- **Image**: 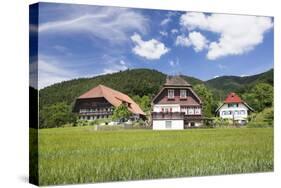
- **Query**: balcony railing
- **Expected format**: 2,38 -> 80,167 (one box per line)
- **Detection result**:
152,112 -> 203,120
79,111 -> 113,115
152,112 -> 185,120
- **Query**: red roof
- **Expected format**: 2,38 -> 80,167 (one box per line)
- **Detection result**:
224,92 -> 242,103
78,85 -> 145,115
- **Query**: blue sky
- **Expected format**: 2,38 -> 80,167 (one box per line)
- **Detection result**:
30,3 -> 274,89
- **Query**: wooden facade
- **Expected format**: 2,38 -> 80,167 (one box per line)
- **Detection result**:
73,97 -> 114,120
152,76 -> 203,129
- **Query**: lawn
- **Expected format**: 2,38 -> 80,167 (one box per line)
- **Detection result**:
36,127 -> 273,185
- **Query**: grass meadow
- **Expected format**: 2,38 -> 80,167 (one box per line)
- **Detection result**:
36,127 -> 273,185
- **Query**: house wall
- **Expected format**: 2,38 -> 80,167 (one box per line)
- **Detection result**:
153,119 -> 184,130
218,103 -> 249,120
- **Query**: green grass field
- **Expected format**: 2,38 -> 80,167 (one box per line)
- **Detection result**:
36,127 -> 273,185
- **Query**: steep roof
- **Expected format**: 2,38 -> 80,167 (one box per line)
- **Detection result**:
215,92 -> 254,112
78,85 -> 145,115
164,76 -> 191,87
152,76 -> 202,104
224,92 -> 242,103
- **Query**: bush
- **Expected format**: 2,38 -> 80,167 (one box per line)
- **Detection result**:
247,107 -> 273,128
212,117 -> 232,128
247,122 -> 267,128
39,102 -> 77,128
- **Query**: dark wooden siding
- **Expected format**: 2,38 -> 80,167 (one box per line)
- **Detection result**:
73,97 -> 113,113
153,88 -> 201,105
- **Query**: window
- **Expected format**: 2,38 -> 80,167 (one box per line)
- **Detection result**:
240,110 -> 245,115
195,108 -> 201,115
188,108 -> 194,115
181,107 -> 188,115
180,89 -> 187,99
228,103 -> 238,108
165,121 -> 172,128
168,89 -> 174,99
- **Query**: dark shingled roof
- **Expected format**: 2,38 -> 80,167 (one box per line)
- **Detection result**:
164,76 -> 191,87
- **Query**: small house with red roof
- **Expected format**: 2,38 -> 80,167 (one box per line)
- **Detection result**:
73,84 -> 145,121
216,92 -> 254,124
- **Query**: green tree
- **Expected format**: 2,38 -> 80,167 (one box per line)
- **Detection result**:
193,84 -> 214,117
243,83 -> 273,112
40,102 -> 77,128
112,104 -> 132,121
133,95 -> 151,113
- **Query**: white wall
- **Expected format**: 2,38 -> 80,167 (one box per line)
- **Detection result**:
219,103 -> 249,120
153,104 -> 180,112
153,120 -> 184,130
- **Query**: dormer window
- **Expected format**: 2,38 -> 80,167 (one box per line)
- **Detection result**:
168,89 -> 174,99
228,103 -> 238,108
180,89 -> 187,99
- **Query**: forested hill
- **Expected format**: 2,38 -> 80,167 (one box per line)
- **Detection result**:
39,69 -> 162,108
39,68 -> 273,109
205,69 -> 273,97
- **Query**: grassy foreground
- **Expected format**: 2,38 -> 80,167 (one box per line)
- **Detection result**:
37,127 -> 273,185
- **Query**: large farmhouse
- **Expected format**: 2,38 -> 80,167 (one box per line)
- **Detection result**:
216,92 -> 254,124
73,84 -> 145,120
151,76 -> 203,130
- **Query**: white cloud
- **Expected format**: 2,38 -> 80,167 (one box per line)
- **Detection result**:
131,33 -> 170,60
159,31 -> 168,36
169,58 -> 179,67
180,12 -> 273,60
171,29 -> 178,34
160,18 -> 171,26
36,56 -> 76,89
175,35 -> 191,47
161,11 -> 178,26
175,31 -> 208,52
102,60 -> 128,74
218,64 -> 226,70
119,60 -> 126,65
188,31 -> 209,52
53,45 -> 73,56
39,7 -> 148,44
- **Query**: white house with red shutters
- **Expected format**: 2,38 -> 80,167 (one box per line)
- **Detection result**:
216,92 -> 254,124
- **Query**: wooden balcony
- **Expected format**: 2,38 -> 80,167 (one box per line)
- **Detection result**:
79,111 -> 113,116
152,112 -> 203,120
152,112 -> 185,120
184,114 -> 203,120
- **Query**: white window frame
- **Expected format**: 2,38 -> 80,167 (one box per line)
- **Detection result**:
180,89 -> 187,99
168,89 -> 174,99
